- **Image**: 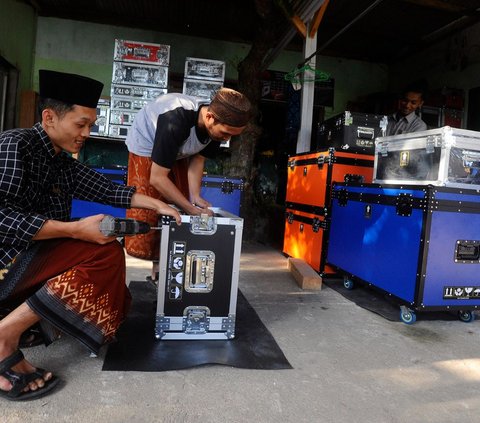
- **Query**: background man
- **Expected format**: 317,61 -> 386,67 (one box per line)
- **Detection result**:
386,80 -> 428,136
124,88 -> 252,274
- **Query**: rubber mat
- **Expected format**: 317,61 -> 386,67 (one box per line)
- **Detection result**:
323,278 -> 458,322
102,282 -> 292,371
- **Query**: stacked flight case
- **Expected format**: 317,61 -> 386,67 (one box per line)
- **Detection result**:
71,167 -> 128,219
326,126 -> 480,323
283,148 -> 374,273
155,208 -> 243,340
316,111 -> 388,154
327,182 -> 480,323
200,174 -> 244,217
373,126 -> 480,188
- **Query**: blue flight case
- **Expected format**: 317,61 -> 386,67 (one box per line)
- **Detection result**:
71,167 -> 128,219
326,182 -> 480,323
200,174 -> 244,217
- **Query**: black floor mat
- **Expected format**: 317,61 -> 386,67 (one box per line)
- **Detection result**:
102,282 -> 292,371
322,278 -> 458,322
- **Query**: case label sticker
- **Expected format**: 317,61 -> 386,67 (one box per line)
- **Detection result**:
400,151 -> 410,167
443,286 -> 480,299
167,241 -> 186,300
355,138 -> 374,148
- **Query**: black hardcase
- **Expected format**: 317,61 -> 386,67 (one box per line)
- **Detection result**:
316,111 -> 387,154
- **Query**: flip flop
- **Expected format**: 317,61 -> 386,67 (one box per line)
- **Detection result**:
0,350 -> 59,401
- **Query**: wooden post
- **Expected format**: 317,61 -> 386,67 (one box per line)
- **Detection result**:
19,90 -> 38,128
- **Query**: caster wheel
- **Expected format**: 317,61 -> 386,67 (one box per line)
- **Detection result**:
343,278 -> 354,290
400,309 -> 416,325
458,310 -> 475,323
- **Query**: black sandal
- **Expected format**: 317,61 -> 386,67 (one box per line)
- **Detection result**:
0,350 -> 59,401
19,325 -> 45,348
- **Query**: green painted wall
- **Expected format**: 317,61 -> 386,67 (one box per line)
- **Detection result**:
4,7 -> 480,126
34,17 -> 253,98
34,17 -> 389,118
0,0 -> 36,110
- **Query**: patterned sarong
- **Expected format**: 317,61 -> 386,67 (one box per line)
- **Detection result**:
0,239 -> 131,354
125,153 -> 189,261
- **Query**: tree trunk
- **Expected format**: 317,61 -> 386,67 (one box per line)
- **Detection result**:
223,0 -> 288,241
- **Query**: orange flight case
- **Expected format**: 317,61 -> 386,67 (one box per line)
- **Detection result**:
283,148 -> 374,273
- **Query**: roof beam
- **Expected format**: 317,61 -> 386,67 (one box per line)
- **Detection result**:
399,0 -> 474,14
309,0 -> 330,38
262,0 -> 326,68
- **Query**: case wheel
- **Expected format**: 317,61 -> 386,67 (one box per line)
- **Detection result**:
343,277 -> 355,290
399,306 -> 416,325
458,310 -> 475,323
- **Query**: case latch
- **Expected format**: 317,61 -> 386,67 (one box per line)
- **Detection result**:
380,142 -> 389,157
312,217 -> 328,232
344,110 -> 353,126
286,211 -> 294,224
344,174 -> 364,183
396,193 -> 413,216
221,180 -> 235,194
190,214 -> 217,235
312,217 -> 321,233
379,115 -> 388,136
317,155 -> 326,168
337,188 -> 348,207
426,135 -> 436,154
183,306 -> 210,334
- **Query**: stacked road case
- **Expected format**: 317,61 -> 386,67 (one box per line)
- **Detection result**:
283,148 -> 374,273
326,126 -> 480,323
182,57 -> 225,101
200,174 -> 244,217
155,209 -> 243,340
374,126 -> 480,188
71,167 -> 128,219
327,182 -> 480,323
317,111 -> 388,154
110,39 -> 170,138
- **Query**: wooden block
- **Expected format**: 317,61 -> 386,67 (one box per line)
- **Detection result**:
287,257 -> 322,290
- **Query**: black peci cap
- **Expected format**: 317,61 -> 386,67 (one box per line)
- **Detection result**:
39,70 -> 104,108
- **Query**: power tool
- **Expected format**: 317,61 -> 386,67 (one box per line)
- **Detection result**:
99,215 -> 161,237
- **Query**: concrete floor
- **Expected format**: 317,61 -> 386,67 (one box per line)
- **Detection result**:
4,241 -> 480,423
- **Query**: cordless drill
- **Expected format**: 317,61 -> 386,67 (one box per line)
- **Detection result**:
99,215 -> 160,237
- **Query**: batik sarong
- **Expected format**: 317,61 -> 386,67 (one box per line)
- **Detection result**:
125,153 -> 189,261
0,239 -> 131,354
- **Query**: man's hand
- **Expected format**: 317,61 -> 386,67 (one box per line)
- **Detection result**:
190,195 -> 211,209
190,204 -> 214,217
73,214 -> 118,244
130,193 -> 182,225
154,201 -> 182,225
33,214 -> 117,244
190,196 -> 213,216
